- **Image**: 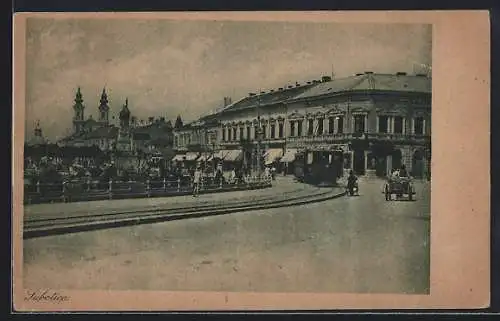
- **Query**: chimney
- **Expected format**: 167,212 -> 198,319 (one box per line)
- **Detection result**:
396,72 -> 407,76
321,76 -> 332,82
295,82 -> 301,87
223,96 -> 232,106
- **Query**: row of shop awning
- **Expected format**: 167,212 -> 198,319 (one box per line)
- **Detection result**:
172,152 -> 199,162
170,149 -> 302,164
171,150 -> 244,162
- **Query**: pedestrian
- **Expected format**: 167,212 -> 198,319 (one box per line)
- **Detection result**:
193,166 -> 202,197
229,167 -> 237,184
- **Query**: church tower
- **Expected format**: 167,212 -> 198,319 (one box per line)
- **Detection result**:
72,87 -> 85,134
28,120 -> 47,145
98,87 -> 110,126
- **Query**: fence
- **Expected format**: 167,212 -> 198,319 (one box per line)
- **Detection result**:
24,175 -> 273,205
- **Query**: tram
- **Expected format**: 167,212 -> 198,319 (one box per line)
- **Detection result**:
294,148 -> 345,186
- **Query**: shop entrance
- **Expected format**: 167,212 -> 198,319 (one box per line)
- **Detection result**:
353,150 -> 365,175
412,149 -> 425,178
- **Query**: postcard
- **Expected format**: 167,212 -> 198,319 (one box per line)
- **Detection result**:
12,11 -> 490,311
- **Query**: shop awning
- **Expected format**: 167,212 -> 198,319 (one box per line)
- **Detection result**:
280,149 -> 298,163
172,154 -> 185,161
224,150 -> 243,162
184,152 -> 200,161
198,154 -> 214,162
264,148 -> 283,165
213,150 -> 231,159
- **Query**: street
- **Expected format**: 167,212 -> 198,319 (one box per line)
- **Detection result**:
23,178 -> 430,294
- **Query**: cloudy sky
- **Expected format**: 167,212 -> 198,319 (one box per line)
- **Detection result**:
24,18 -> 431,141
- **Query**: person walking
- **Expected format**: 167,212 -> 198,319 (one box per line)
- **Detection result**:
193,166 -> 202,197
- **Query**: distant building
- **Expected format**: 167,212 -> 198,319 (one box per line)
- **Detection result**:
26,120 -> 47,147
58,87 -> 174,156
174,72 -> 431,178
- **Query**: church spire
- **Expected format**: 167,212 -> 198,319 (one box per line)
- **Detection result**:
73,86 -> 85,133
34,120 -> 42,137
100,87 -> 108,106
98,86 -> 110,125
75,87 -> 83,104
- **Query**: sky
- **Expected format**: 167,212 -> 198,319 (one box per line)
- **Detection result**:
24,18 -> 431,142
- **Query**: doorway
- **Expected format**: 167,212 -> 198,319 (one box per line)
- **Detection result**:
353,150 -> 365,175
412,149 -> 424,178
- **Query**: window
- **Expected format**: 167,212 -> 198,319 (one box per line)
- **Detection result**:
232,127 -> 237,141
378,116 -> 389,133
308,119 -> 314,135
354,115 -> 365,133
394,116 -> 404,134
278,123 -> 284,138
246,126 -> 251,139
290,121 -> 296,137
328,117 -> 334,134
297,120 -> 303,136
317,119 -> 324,136
337,116 -> 344,133
222,128 -> 226,141
270,124 -> 276,138
414,117 -> 424,135
239,127 -> 244,140
262,125 -> 267,139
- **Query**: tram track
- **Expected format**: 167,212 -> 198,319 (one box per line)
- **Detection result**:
23,188 -> 346,239
24,186 -> 308,224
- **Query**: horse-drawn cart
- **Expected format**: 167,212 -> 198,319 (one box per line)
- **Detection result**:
384,176 -> 415,201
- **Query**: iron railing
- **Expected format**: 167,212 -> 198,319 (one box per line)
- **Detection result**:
24,175 -> 273,205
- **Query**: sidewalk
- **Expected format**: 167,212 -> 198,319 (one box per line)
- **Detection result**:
24,176 -> 318,219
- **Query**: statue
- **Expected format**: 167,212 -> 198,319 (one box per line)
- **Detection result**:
119,98 -> 130,129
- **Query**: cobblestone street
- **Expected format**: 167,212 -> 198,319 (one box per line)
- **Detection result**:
23,178 -> 430,294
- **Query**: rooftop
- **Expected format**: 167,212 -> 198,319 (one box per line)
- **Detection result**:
85,126 -> 119,139
293,73 -> 431,100
212,72 -> 431,116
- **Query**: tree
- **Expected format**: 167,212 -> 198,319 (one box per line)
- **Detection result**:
174,115 -> 183,129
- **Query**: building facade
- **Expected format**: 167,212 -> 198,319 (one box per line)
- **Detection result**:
175,72 -> 431,178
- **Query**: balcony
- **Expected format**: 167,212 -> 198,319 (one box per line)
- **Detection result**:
220,137 -> 286,147
218,132 -> 429,148
287,132 -> 429,145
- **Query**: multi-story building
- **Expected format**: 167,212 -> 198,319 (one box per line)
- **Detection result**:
175,72 -> 431,178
